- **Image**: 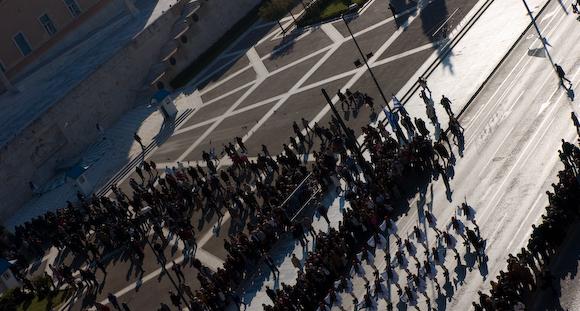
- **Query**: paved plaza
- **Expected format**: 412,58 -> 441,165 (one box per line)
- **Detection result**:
43,0 -> 483,308
16,0 -> 580,309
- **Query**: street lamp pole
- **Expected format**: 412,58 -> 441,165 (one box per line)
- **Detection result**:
322,88 -> 374,178
522,0 -> 555,67
142,229 -> 192,310
341,14 -> 407,143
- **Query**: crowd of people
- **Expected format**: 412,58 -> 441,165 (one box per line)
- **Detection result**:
2,120 -> 323,310
0,78 -> 470,311
262,110 -> 470,310
473,133 -> 580,310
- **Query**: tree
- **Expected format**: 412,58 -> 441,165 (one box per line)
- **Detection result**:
259,0 -> 294,34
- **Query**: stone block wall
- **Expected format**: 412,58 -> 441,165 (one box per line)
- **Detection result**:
0,0 -> 262,221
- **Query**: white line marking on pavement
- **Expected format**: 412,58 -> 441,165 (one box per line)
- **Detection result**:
480,65 -> 580,222
174,95 -> 283,136
200,81 -> 255,106
267,46 -> 333,76
373,42 -> 437,66
477,124 -> 516,178
464,0 -> 567,136
247,47 -> 269,78
176,79 -> 266,162
321,23 -> 344,43
199,65 -> 254,96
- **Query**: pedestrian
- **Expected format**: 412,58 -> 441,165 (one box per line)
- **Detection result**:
440,95 -> 454,116
235,136 -> 247,153
153,242 -> 166,265
317,203 -> 331,224
264,254 -> 279,277
133,132 -> 145,150
301,117 -> 312,133
92,258 -> 107,276
266,285 -> 277,302
571,112 -> 580,134
143,161 -> 154,179
401,114 -> 415,138
180,283 -> 194,300
172,261 -> 185,283
418,77 -> 431,94
426,103 -> 438,125
107,293 -> 120,310
555,63 -> 571,86
434,162 -> 450,192
414,117 -> 430,137
158,303 -> 171,311
291,253 -> 302,270
169,291 -> 182,309
135,166 -> 144,183
389,2 -> 397,16
121,303 -> 131,311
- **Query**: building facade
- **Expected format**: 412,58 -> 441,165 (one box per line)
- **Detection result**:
0,0 -> 108,79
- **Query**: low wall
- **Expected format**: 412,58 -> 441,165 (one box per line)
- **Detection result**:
0,0 -> 262,221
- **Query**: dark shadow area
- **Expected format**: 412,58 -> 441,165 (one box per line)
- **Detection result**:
390,0 -> 420,27
528,47 -> 547,58
419,0 -> 454,73
269,27 -> 317,61
531,225 -> 580,311
171,3 -> 263,90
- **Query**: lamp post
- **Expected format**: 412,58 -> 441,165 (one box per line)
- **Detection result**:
141,227 -> 192,310
321,88 -> 374,179
341,14 -> 407,143
521,0 -> 555,68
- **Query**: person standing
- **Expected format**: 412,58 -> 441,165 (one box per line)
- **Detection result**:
440,95 -> 454,117
133,133 -> 145,150
169,291 -> 182,309
107,293 -> 120,310
317,203 -> 331,225
172,261 -> 185,283
555,63 -> 571,86
235,136 -> 247,153
291,253 -> 302,271
414,117 -> 430,137
418,77 -> 431,94
572,112 -> 580,135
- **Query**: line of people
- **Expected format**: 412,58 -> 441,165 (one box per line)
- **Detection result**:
473,136 -> 580,310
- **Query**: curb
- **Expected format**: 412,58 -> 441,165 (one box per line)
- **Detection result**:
454,0 -> 552,120
399,0 -> 498,103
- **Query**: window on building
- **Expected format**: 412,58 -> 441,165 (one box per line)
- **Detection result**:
13,33 -> 32,56
64,0 -> 82,17
39,14 -> 57,36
